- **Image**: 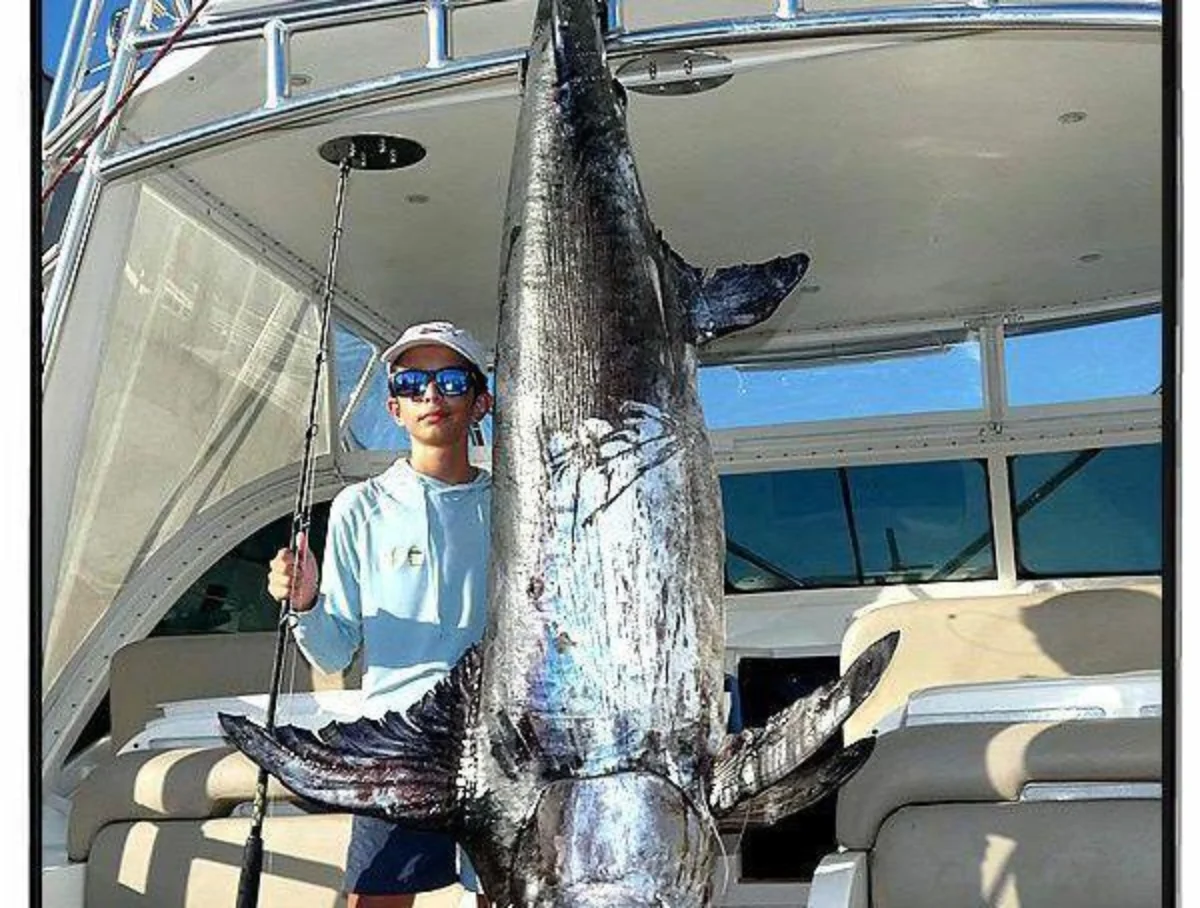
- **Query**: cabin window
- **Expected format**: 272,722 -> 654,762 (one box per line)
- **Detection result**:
1010,443 -> 1162,577
151,505 -> 332,636
735,656 -> 841,881
1004,309 -> 1162,406
64,509 -> 336,761
698,331 -> 983,429
334,322 -> 376,418
721,459 -> 995,591
65,509 -> 336,760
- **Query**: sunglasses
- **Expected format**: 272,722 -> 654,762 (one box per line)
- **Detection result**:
388,366 -> 480,399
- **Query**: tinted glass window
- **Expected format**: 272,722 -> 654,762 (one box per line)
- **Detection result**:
723,469 -> 849,590
698,334 -> 983,430
721,459 -> 994,591
334,321 -> 375,416
1005,311 -> 1162,406
152,504 -> 332,636
1010,444 -> 1162,577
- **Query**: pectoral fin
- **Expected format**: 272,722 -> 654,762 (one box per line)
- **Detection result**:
715,737 -> 876,828
709,631 -> 898,821
219,645 -> 482,829
663,241 -> 810,345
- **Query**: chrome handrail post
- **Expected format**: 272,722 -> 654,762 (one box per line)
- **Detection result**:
42,0 -> 154,374
264,18 -> 292,108
94,5 -> 1162,186
776,0 -> 803,17
42,0 -> 106,140
426,0 -> 454,68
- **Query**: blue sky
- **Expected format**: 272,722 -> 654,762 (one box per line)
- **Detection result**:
42,0 -> 74,75
41,0 -> 124,77
336,313 -> 1162,450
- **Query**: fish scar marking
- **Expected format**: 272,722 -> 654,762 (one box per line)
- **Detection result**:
648,253 -> 668,334
547,402 -> 684,530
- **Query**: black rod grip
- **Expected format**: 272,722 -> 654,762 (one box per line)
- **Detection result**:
235,827 -> 265,908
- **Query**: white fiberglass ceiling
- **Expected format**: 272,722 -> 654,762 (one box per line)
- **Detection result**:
116,8 -> 1162,358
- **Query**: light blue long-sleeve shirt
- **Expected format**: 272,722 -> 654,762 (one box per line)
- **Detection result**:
292,459 -> 491,717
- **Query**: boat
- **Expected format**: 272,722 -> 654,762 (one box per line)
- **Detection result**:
40,1 -> 1166,905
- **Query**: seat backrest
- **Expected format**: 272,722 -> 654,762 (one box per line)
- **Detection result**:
840,583 -> 1161,741
836,716 -> 1161,850
834,717 -> 1162,908
109,633 -> 362,749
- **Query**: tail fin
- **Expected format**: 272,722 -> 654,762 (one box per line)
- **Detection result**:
220,645 -> 482,829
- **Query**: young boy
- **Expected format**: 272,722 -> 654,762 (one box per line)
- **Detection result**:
268,321 -> 493,907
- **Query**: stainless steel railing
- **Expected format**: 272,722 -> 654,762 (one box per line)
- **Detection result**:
41,0 -> 1161,372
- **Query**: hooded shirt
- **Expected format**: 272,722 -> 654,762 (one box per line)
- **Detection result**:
292,459 -> 491,717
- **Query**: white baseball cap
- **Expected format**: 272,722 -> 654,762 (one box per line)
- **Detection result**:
380,320 -> 489,374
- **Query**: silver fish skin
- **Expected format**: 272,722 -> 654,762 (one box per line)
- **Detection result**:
475,2 -> 802,903
220,1 -> 899,905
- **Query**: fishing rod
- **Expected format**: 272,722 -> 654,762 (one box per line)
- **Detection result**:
234,132 -> 427,908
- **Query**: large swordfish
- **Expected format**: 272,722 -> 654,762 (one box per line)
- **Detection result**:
222,1 -> 897,905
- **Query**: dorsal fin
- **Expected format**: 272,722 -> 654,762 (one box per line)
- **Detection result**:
220,645 -> 482,829
663,240 -> 810,346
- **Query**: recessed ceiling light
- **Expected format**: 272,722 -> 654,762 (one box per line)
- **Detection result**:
1058,110 -> 1087,125
290,73 -> 313,88
1079,252 -> 1103,263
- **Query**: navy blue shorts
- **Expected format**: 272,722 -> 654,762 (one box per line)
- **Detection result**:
344,815 -> 480,895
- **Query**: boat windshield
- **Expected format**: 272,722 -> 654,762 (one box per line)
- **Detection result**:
43,184 -> 330,691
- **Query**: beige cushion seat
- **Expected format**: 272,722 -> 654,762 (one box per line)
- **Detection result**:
840,584 -> 1162,742
86,813 -> 354,907
867,799 -> 1160,908
824,718 -> 1163,908
810,583 -> 1164,908
837,716 -> 1161,850
67,634 -> 403,907
69,746 -> 295,862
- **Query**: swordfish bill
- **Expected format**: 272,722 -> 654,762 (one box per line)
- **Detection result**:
221,1 -> 898,905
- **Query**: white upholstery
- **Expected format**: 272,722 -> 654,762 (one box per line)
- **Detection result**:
840,584 -> 1161,742
835,717 -> 1161,849
109,633 -> 362,749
